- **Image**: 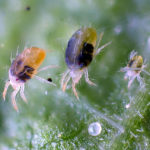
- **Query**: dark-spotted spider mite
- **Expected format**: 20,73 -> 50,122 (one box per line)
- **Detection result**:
3,47 -> 56,112
121,50 -> 150,88
61,27 -> 111,99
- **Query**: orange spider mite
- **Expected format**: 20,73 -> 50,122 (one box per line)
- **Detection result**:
3,47 -> 55,112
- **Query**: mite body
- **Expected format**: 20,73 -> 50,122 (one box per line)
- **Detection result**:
3,47 -> 55,111
10,47 -> 45,82
61,27 -> 111,99
121,51 -> 146,88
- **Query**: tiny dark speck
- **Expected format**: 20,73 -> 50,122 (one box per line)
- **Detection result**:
47,78 -> 52,82
129,60 -> 134,67
26,6 -> 31,11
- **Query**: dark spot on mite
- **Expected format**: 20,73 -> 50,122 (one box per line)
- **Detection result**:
47,78 -> 52,82
18,65 -> 34,82
19,74 -> 31,81
26,6 -> 31,11
78,42 -> 94,68
83,42 -> 94,53
128,60 -> 134,67
24,66 -> 34,73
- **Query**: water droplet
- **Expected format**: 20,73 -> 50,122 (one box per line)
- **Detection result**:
114,25 -> 122,34
125,103 -> 130,109
45,91 -> 48,95
88,122 -> 102,136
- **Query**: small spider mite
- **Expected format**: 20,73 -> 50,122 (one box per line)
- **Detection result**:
3,47 -> 56,112
61,27 -> 111,99
121,50 -> 150,88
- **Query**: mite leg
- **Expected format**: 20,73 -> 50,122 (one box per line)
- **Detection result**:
38,65 -> 59,73
137,75 -> 145,88
95,32 -> 104,50
35,75 -> 56,86
20,84 -> 27,103
61,69 -> 70,90
3,80 -> 10,100
62,75 -> 71,92
11,87 -> 20,112
128,75 -> 136,88
84,69 -> 96,86
72,82 -> 79,100
120,67 -> 129,72
129,50 -> 137,59
121,67 -> 141,72
94,41 -> 112,56
124,72 -> 129,80
142,69 -> 150,76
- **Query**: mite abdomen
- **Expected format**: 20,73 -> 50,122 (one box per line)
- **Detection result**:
65,27 -> 97,69
10,47 -> 46,82
128,55 -> 143,73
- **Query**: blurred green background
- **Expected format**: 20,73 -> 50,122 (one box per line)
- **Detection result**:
0,0 -> 150,149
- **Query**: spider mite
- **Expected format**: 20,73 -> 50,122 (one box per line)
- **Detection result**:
61,27 -> 111,99
3,47 -> 56,111
121,50 -> 150,88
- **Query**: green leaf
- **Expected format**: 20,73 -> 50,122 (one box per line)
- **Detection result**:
0,0 -> 150,149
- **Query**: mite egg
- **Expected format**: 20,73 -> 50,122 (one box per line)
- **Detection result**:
61,27 -> 111,99
3,47 -> 56,111
88,122 -> 102,136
